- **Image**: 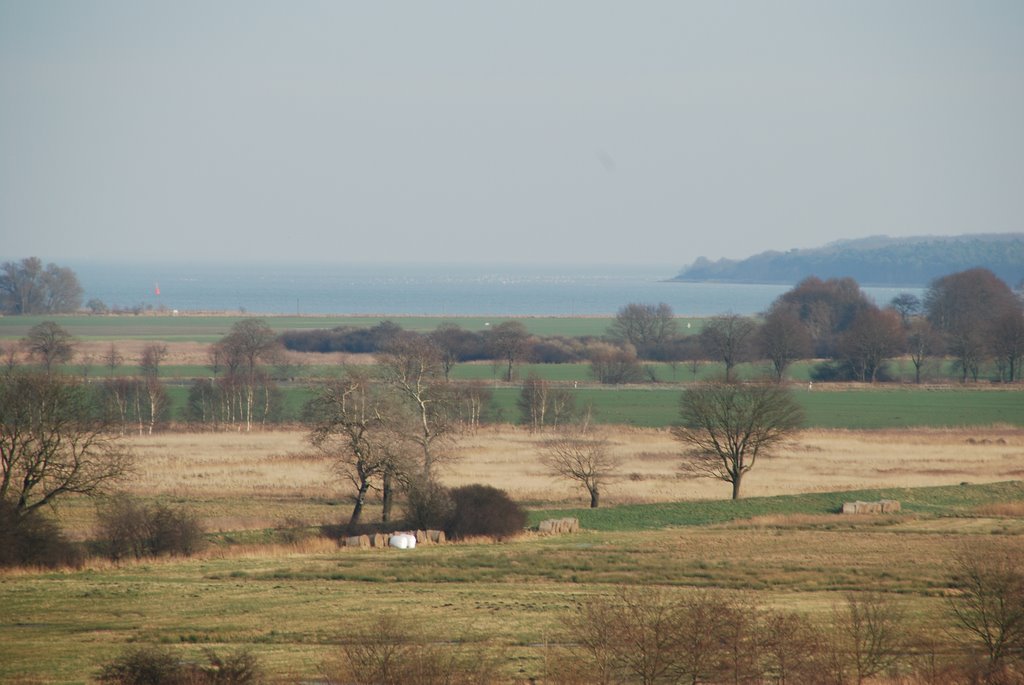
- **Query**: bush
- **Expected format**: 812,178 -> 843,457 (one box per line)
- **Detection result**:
323,613 -> 498,685
0,500 -> 83,568
97,646 -> 261,685
96,498 -> 205,560
96,646 -> 185,684
446,484 -> 526,540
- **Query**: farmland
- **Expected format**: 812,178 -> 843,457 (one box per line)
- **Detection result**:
3,424 -> 1024,682
2,314 -> 1024,683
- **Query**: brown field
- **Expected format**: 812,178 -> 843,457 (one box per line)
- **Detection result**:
55,425 -> 1024,538
6,423 -> 1024,684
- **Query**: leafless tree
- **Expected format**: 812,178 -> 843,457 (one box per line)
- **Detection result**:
700,314 -> 757,382
540,430 -> 620,508
101,344 -> 123,376
454,380 -> 492,432
429,322 -> 483,381
305,371 -> 411,527
836,307 -> 905,383
673,381 -> 803,499
926,268 -> 1019,382
1,372 -> 132,518
379,333 -> 454,480
889,292 -> 922,325
518,375 -> 550,431
216,318 -> 281,431
988,306 -> 1024,383
772,276 -> 874,357
608,302 -> 678,356
833,592 -> 907,684
757,308 -> 813,381
948,543 -> 1024,678
519,375 -> 574,431
24,321 -> 76,375
486,320 -> 530,382
906,318 -> 944,384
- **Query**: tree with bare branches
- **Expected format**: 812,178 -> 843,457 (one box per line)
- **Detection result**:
1,372 -> 132,518
700,314 -> 756,382
949,543 -> 1024,678
608,302 -> 678,357
540,430 -> 620,508
304,371 -> 412,527
24,321 -> 75,375
673,381 -> 803,499
379,333 -> 454,481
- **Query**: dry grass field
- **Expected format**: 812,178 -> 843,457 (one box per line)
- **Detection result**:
6,424 -> 1024,684
56,425 -> 1022,538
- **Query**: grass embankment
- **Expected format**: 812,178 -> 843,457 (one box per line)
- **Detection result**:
528,480 -> 1024,530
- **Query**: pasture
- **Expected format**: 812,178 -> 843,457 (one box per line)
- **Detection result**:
3,313 -> 1024,682
2,425 -> 1024,682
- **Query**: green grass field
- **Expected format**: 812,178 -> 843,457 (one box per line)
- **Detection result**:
0,313 -> 639,341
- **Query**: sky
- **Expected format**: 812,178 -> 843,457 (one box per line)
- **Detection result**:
1,1 -> 1022,267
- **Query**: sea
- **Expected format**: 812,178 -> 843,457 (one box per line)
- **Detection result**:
69,261 -> 924,318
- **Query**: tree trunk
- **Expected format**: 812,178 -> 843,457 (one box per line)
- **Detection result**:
731,475 -> 742,500
589,487 -> 599,508
381,471 -> 394,523
349,481 -> 370,527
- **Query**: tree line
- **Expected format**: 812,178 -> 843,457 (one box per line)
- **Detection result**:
280,266 -> 1024,385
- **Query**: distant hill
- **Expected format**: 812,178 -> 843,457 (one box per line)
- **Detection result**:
672,234 -> 1024,287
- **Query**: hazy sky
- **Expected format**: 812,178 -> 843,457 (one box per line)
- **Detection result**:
1,2 -> 1022,266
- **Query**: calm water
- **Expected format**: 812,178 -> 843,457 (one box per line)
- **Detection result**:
70,262 -> 922,317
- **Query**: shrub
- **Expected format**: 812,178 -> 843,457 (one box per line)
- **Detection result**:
0,500 -> 83,568
446,484 -> 526,540
96,498 -> 204,560
97,646 -> 262,685
323,613 -> 498,685
96,645 -> 184,684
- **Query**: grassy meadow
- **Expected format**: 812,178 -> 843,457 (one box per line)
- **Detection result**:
3,425 -> 1024,682
3,314 -> 1024,682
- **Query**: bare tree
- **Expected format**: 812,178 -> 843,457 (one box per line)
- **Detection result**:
540,430 -> 620,508
608,302 -> 677,356
906,318 -> 943,384
949,543 -> 1024,677
1,373 -> 132,518
836,307 -> 905,383
138,344 -> 169,435
673,381 -> 803,499
217,319 -> 281,431
429,322 -> 483,381
757,308 -> 813,381
24,321 -> 76,375
833,592 -> 907,684
102,343 -> 124,377
772,276 -> 874,357
486,320 -> 530,382
889,292 -> 921,325
926,268 -> 1019,382
518,375 -> 550,431
379,333 -> 454,480
700,314 -> 756,382
988,306 -> 1024,383
304,371 -> 410,527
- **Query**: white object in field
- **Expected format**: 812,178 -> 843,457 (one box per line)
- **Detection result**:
388,533 -> 417,549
